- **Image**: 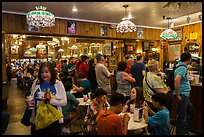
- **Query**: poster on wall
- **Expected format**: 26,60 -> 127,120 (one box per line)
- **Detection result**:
101,26 -> 108,36
103,43 -> 111,56
137,27 -> 144,39
168,44 -> 181,61
67,21 -> 77,34
28,25 -> 39,32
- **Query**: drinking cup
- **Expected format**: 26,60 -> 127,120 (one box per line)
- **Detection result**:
26,96 -> 34,109
83,95 -> 88,102
130,104 -> 135,113
38,92 -> 45,100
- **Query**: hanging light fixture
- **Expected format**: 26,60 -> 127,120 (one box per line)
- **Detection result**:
27,5 -> 55,27
58,48 -> 64,53
116,5 -> 137,33
160,17 -> 178,40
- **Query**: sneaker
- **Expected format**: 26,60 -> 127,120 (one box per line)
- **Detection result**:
62,127 -> 71,134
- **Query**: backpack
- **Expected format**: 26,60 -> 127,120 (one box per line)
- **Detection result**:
166,65 -> 187,91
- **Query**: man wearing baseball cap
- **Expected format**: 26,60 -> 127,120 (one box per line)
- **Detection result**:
95,53 -> 114,95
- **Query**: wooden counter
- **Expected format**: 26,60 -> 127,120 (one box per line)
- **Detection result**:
189,83 -> 202,134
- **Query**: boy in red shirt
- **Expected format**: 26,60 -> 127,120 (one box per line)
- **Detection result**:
96,93 -> 130,135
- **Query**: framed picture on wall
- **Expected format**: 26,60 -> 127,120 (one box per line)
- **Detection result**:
103,43 -> 111,56
168,44 -> 181,61
11,46 -> 19,55
109,56 -> 117,67
92,47 -> 99,57
24,47 -> 36,57
28,25 -> 39,32
84,47 -> 88,55
67,21 -> 77,34
101,26 -> 108,36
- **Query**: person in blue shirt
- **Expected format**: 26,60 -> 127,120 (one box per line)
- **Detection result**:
173,52 -> 194,135
73,72 -> 92,98
143,93 -> 170,135
61,60 -> 68,77
130,55 -> 146,101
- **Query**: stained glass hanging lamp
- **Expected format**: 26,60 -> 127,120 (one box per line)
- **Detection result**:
27,4 -> 55,27
116,5 -> 137,33
160,17 -> 178,40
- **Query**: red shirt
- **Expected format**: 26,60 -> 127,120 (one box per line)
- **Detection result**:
79,63 -> 89,78
125,64 -> 131,74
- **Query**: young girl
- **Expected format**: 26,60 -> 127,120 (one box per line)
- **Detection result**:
122,87 -> 142,113
27,62 -> 67,135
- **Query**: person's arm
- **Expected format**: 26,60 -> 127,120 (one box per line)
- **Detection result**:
155,87 -> 170,94
143,105 -> 149,124
174,75 -> 182,101
122,105 -> 128,113
122,113 -> 130,135
122,72 -> 136,83
73,84 -> 85,92
49,81 -> 67,106
69,93 -> 80,106
142,70 -> 146,76
102,66 -> 112,78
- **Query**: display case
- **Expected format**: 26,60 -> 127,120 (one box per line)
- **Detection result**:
184,42 -> 200,57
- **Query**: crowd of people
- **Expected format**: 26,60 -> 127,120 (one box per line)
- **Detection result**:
4,51 -> 201,135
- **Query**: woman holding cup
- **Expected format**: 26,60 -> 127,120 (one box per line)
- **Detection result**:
26,62 -> 67,135
122,87 -> 141,113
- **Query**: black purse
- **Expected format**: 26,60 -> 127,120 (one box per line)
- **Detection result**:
20,107 -> 32,126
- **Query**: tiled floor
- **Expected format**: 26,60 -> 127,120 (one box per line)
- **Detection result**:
3,78 -> 31,135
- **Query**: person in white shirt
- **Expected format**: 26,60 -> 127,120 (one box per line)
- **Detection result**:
95,53 -> 114,95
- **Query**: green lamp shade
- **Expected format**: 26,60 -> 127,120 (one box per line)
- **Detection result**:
160,29 -> 178,40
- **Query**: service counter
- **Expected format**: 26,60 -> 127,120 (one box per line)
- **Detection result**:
189,82 -> 202,134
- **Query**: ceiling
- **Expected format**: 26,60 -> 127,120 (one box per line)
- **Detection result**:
2,2 -> 202,29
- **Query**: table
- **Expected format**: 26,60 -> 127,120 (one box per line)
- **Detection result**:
126,113 -> 148,131
77,98 -> 91,106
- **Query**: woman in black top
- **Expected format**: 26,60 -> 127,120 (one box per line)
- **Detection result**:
88,59 -> 98,93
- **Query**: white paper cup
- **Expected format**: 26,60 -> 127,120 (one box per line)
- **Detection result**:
38,92 -> 45,99
83,95 -> 88,102
88,92 -> 91,99
26,96 -> 34,109
194,75 -> 199,84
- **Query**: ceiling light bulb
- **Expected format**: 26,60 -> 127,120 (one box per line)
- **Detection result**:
72,8 -> 78,12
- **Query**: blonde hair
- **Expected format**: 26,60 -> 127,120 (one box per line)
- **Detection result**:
147,59 -> 158,72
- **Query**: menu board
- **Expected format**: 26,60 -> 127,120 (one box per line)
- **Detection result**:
168,44 -> 181,61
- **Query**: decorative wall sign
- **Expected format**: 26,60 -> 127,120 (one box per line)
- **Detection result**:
101,26 -> 108,36
28,25 -> 39,32
67,21 -> 77,34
